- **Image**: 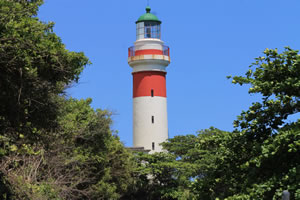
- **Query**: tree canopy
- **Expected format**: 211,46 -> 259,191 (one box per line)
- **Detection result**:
0,0 -> 89,141
0,1 -> 134,199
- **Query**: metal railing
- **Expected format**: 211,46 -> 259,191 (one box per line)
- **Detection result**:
128,45 -> 170,57
163,45 -> 170,57
128,46 -> 135,57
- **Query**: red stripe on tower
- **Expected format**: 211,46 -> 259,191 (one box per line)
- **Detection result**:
133,71 -> 166,98
135,49 -> 163,56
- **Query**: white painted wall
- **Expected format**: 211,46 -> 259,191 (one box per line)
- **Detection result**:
133,96 -> 168,153
134,38 -> 164,50
129,58 -> 169,73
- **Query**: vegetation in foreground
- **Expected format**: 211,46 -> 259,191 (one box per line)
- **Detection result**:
0,0 -> 299,199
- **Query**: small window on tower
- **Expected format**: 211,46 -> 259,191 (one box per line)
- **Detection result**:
152,142 -> 155,150
152,116 -> 154,124
151,89 -> 154,97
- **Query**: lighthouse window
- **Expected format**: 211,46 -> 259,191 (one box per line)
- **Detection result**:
144,22 -> 161,39
152,142 -> 155,150
145,26 -> 151,38
136,22 -> 145,40
152,116 -> 154,124
151,89 -> 154,97
136,21 -> 161,40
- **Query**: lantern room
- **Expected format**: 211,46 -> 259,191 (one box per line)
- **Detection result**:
136,7 -> 161,40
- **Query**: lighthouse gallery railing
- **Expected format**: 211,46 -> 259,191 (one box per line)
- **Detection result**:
128,45 -> 170,57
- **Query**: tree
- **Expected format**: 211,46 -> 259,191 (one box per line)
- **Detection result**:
164,128 -> 237,200
230,47 -> 300,140
123,151 -> 197,200
0,0 -> 89,144
187,48 -> 300,199
1,98 -> 136,200
0,1 -> 136,199
223,47 -> 300,199
56,98 -> 135,200
0,0 -> 89,198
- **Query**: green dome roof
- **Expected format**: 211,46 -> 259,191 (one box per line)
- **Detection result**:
136,7 -> 161,24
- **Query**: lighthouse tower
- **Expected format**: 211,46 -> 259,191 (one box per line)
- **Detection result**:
128,7 -> 170,153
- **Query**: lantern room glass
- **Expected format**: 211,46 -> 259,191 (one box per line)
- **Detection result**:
136,21 -> 161,40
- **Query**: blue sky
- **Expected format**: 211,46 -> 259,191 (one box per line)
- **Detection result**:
38,0 -> 300,147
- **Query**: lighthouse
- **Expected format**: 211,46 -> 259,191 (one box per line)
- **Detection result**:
128,7 -> 170,153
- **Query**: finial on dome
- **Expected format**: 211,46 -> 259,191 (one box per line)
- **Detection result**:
146,6 -> 151,13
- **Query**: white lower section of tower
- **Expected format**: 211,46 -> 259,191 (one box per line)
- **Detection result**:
133,96 -> 168,153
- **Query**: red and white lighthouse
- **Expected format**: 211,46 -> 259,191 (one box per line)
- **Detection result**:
128,7 -> 170,153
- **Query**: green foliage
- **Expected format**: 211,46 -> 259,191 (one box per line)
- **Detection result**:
144,126 -> 299,200
0,1 -> 134,199
0,0 -> 90,142
224,48 -> 300,199
229,47 -> 300,140
189,48 -> 300,199
1,97 -> 135,200
124,152 -> 197,200
53,98 -> 135,199
166,128 -> 239,199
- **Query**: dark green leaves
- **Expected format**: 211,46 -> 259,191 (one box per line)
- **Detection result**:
0,0 -> 90,139
230,47 -> 300,138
